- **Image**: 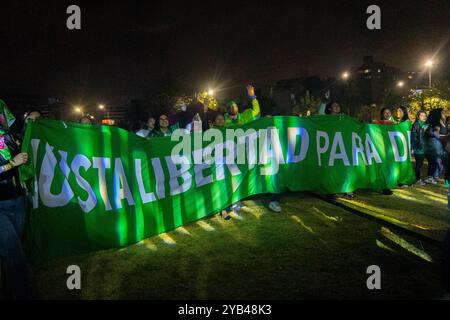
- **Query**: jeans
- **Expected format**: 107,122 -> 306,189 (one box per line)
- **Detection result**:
414,154 -> 436,180
434,157 -> 443,179
0,196 -> 28,299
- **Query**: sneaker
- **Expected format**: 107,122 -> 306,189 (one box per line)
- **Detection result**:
425,177 -> 437,185
414,179 -> 426,186
268,201 -> 282,213
231,201 -> 243,212
382,189 -> 393,195
219,210 -> 231,220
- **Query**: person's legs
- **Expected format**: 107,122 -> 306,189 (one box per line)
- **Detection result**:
414,154 -> 425,181
426,155 -> 437,182
434,157 -> 443,179
11,196 -> 26,238
0,197 -> 28,299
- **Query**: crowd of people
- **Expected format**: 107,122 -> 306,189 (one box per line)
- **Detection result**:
1,85 -> 450,299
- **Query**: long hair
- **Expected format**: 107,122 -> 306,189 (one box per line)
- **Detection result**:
395,106 -> 409,122
325,101 -> 339,115
379,107 -> 392,120
427,108 -> 443,127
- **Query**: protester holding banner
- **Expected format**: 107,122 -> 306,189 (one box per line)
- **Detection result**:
227,85 -> 283,212
373,108 -> 397,125
24,110 -> 42,124
395,106 -> 409,123
146,117 -> 156,135
211,113 -> 225,128
323,99 -> 356,199
79,115 -> 93,125
133,121 -> 151,138
324,101 -> 342,115
152,114 -> 177,137
0,100 -> 30,299
224,85 -> 260,126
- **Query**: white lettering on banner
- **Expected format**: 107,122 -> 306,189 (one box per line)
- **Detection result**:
71,154 -> 97,213
351,133 -> 368,166
92,157 -> 112,211
31,126 -> 411,212
316,131 -> 330,167
39,144 -> 74,207
365,134 -> 382,165
260,127 -> 285,176
135,159 -> 157,204
329,132 -> 350,166
388,132 -> 408,162
287,127 -> 309,164
165,155 -> 192,196
113,158 -> 135,208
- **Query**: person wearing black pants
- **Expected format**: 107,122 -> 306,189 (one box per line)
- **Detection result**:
0,100 -> 30,299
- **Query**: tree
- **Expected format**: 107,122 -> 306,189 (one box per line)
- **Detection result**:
407,87 -> 450,116
296,90 -> 322,115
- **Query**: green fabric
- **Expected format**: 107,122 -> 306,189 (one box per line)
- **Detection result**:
151,123 -> 179,138
224,98 -> 260,126
0,99 -> 16,130
20,116 -> 414,259
0,100 -> 15,161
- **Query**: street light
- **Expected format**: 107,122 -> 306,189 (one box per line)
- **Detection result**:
341,71 -> 349,80
207,89 -> 214,96
397,81 -> 404,88
424,59 -> 433,87
98,104 -> 105,110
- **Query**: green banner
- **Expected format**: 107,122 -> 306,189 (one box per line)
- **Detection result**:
20,115 -> 414,258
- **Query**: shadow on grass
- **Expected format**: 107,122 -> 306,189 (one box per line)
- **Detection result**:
30,192 -> 445,300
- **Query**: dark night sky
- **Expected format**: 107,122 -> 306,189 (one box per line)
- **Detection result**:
0,0 -> 449,104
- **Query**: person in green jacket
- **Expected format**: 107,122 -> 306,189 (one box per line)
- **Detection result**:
224,85 -> 260,127
223,85 -> 282,213
151,114 -> 179,138
411,110 -> 431,185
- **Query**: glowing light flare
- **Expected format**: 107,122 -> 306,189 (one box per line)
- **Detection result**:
291,215 -> 315,234
175,226 -> 191,236
159,233 -> 177,245
341,71 -> 350,80
380,227 -> 433,262
196,221 -> 216,232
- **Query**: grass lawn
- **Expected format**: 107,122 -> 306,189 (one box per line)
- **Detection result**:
29,192 -> 446,299
337,182 -> 450,242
